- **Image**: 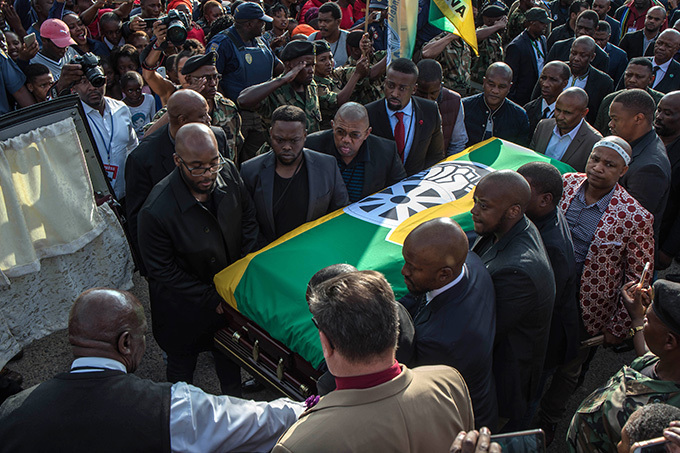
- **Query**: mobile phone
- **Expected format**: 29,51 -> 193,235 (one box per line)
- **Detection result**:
631,436 -> 670,453
490,429 -> 546,453
638,262 -> 651,289
23,33 -> 36,47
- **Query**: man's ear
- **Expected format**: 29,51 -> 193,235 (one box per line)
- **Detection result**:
118,331 -> 132,355
173,152 -> 182,168
539,192 -> 553,209
319,331 -> 334,359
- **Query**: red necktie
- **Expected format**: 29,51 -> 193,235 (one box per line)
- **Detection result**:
394,111 -> 405,162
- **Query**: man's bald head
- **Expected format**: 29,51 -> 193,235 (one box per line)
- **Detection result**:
559,86 -> 589,109
175,123 -> 218,159
167,89 -> 210,129
572,35 -> 597,54
401,218 -> 469,294
471,170 -> 532,238
485,62 -> 513,83
69,288 -> 146,372
334,102 -> 369,127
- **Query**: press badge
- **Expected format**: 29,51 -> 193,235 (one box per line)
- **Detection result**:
103,164 -> 119,182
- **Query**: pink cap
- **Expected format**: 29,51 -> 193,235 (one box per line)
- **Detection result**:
40,19 -> 77,48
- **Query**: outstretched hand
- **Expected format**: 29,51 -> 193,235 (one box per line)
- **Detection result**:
450,428 -> 502,453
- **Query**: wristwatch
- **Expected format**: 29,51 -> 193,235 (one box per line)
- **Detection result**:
629,325 -> 644,337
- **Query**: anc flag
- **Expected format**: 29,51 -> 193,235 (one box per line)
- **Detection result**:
214,139 -> 574,368
429,0 -> 478,55
387,0 -> 418,60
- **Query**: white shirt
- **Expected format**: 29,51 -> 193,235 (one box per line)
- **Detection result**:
126,93 -> 157,138
447,99 -> 468,156
568,72 -> 589,89
541,98 -> 556,119
426,266 -> 465,304
30,47 -> 79,81
69,357 -> 305,453
81,97 -> 138,199
530,38 -> 545,74
652,57 -> 672,88
386,98 -> 416,162
308,30 -> 349,67
545,118 -> 583,160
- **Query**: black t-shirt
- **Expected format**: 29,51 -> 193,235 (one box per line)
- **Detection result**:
273,160 -> 309,238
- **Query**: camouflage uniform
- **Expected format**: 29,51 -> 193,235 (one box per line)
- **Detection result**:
567,353 -> 680,453
431,34 -> 471,96
141,92 -> 242,162
506,8 -> 527,44
314,74 -> 340,130
333,50 -> 386,105
471,32 -> 504,85
260,80 -> 334,133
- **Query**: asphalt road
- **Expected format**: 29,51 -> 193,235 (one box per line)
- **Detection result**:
9,264 -> 672,452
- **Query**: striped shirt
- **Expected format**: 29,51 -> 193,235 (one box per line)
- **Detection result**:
564,181 -> 615,274
338,160 -> 365,202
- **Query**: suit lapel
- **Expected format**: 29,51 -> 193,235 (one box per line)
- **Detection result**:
305,149 -> 320,221
376,101 -> 394,139
409,99 -> 423,158
262,153 -> 276,232
562,122 -> 585,163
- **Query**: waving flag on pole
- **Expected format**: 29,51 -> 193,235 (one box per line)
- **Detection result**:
429,0 -> 478,55
214,139 -> 574,368
387,0 -> 418,60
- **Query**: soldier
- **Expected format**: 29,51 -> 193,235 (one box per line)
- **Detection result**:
333,30 -> 387,105
471,4 -> 507,87
506,0 -> 535,44
418,32 -> 472,96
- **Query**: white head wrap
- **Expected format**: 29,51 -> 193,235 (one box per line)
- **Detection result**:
593,139 -> 631,166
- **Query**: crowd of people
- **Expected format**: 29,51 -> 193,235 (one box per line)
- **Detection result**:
1,0 -> 680,450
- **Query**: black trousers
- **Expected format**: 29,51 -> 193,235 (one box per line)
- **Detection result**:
166,347 -> 242,398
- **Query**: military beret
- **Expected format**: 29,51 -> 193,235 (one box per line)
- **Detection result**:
314,40 -> 332,55
181,51 -> 217,75
280,40 -> 315,61
481,4 -> 507,17
347,30 -> 364,48
652,279 -> 680,336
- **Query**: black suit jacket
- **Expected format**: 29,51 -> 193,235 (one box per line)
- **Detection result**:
305,130 -> 406,200
660,137 -> 680,256
365,97 -> 445,176
532,209 -> 580,369
471,216 -> 555,420
618,30 -> 653,59
137,165 -> 258,353
530,65 -> 614,124
547,37 -> 610,74
523,97 -> 545,140
240,149 -> 350,246
506,30 -> 548,106
399,252 -> 498,430
650,57 -> 680,93
125,124 -> 229,274
620,129 -> 672,240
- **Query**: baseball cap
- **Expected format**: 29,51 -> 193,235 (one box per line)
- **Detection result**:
234,2 -> 272,22
41,19 -> 77,48
525,7 -> 553,24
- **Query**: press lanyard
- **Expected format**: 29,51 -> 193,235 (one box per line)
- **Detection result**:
89,107 -> 115,162
531,39 -> 544,59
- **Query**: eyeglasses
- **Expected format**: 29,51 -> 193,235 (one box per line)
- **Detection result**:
333,127 -> 369,140
311,316 -> 335,349
177,155 -> 227,176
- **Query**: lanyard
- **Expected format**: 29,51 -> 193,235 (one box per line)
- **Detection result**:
531,39 -> 544,60
89,107 -> 115,162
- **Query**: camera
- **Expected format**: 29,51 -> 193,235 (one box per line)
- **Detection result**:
70,52 -> 106,87
159,10 -> 191,46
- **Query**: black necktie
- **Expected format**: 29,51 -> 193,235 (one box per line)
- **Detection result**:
542,107 -> 550,119
414,294 -> 428,320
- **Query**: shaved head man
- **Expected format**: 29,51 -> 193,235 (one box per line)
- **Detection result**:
399,217 -> 498,429
654,91 -> 680,269
463,62 -> 531,146
125,89 -> 231,271
471,170 -> 555,429
530,87 -> 603,172
651,29 -> 680,93
305,101 -> 406,202
0,288 -> 304,452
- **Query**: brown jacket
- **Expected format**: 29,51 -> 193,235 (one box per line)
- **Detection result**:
273,365 -> 474,453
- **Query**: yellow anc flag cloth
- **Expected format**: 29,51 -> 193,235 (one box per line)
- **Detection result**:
214,139 -> 574,368
429,0 -> 478,55
387,0 -> 418,59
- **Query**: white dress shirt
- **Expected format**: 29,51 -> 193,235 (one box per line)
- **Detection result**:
386,98 -> 416,162
652,57 -> 672,88
568,72 -> 589,89
447,99 -> 469,156
541,99 -> 556,118
545,118 -> 583,160
82,97 -> 138,199
69,357 -> 305,453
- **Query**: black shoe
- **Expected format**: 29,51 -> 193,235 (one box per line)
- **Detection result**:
241,378 -> 264,393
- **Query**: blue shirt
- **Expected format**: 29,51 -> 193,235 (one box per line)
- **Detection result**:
386,98 -> 415,162
0,49 -> 27,115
